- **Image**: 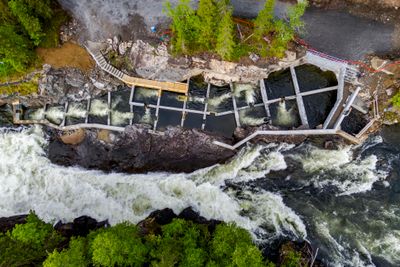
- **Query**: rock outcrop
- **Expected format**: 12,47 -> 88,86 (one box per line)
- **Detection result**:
47,125 -> 236,173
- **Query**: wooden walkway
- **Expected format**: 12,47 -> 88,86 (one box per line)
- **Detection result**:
88,49 -> 188,95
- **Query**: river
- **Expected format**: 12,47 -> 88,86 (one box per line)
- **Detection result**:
0,125 -> 398,266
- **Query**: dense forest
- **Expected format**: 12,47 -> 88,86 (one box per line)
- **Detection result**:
0,0 -> 67,78
0,212 -> 304,266
165,0 -> 307,60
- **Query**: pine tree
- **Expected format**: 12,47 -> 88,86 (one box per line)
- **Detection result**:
164,0 -> 200,54
254,0 -> 275,40
197,0 -> 218,49
215,7 -> 235,60
288,0 -> 308,32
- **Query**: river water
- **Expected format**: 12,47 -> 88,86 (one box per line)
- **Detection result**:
0,125 -> 398,266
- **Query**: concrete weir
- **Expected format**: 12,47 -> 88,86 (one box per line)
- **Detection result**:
11,48 -> 376,150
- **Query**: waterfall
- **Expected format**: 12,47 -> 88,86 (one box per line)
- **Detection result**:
89,99 -> 109,117
66,103 -> 87,118
275,100 -> 296,127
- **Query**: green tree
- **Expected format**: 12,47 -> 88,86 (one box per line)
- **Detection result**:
164,0 -> 201,54
287,0 -> 308,32
215,7 -> 235,60
210,223 -> 265,267
89,222 -> 148,267
0,24 -> 35,74
197,0 -> 218,49
0,212 -> 63,266
254,0 -> 275,39
43,237 -> 89,267
390,91 -> 400,108
149,219 -> 208,267
8,0 -> 53,45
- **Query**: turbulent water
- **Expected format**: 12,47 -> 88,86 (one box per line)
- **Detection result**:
0,125 -> 398,266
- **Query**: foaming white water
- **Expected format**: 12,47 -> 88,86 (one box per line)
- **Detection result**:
238,190 -> 307,240
0,127 -> 255,229
294,145 -> 352,173
293,145 -> 387,196
275,101 -> 296,127
111,111 -> 133,126
192,145 -> 263,185
29,108 -> 45,120
140,107 -> 153,124
188,96 -> 205,104
134,88 -> 159,102
368,231 -> 400,265
66,103 -> 87,118
315,221 -> 374,267
45,107 -> 65,124
207,93 -> 231,110
89,99 -> 109,117
234,84 -> 256,105
239,109 -> 266,126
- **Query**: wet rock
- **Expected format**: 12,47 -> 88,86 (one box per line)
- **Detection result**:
60,129 -> 86,145
47,125 -> 236,173
54,216 -> 109,238
147,208 -> 176,226
0,215 -> 28,233
118,41 -> 133,55
0,104 -> 14,127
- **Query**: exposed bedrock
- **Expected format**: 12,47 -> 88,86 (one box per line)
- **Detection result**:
47,125 -> 236,173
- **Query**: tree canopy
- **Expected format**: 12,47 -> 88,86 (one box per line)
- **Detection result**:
0,0 -> 66,77
0,212 -> 300,266
165,0 -> 308,60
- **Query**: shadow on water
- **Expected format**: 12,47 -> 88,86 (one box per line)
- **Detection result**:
303,92 -> 337,129
341,109 -> 369,135
295,64 -> 338,93
265,68 -> 295,100
187,76 -> 207,111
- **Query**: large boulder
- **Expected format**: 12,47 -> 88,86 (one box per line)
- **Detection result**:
47,125 -> 236,173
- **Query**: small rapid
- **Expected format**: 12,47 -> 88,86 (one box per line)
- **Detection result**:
0,126 -> 398,266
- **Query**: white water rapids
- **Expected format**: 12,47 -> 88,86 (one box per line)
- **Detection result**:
0,126 -> 397,266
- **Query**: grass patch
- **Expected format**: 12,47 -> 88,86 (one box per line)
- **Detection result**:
0,81 -> 38,96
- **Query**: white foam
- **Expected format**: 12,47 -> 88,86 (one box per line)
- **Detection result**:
89,99 -> 109,117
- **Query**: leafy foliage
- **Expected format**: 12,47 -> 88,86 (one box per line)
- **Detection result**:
0,212 -> 63,266
164,0 -> 200,55
210,223 -> 265,267
215,7 -> 236,60
0,0 -> 68,79
89,223 -> 148,267
0,212 -> 287,267
165,0 -> 308,60
390,91 -> 400,108
0,24 -> 35,74
43,237 -> 89,267
148,219 -> 208,267
197,0 -> 219,50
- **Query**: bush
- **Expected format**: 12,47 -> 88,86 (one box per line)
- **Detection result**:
43,237 -> 89,267
0,0 -> 68,78
390,91 -> 400,108
210,223 -> 265,267
0,212 -> 63,266
89,222 -> 148,267
149,219 -> 208,267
